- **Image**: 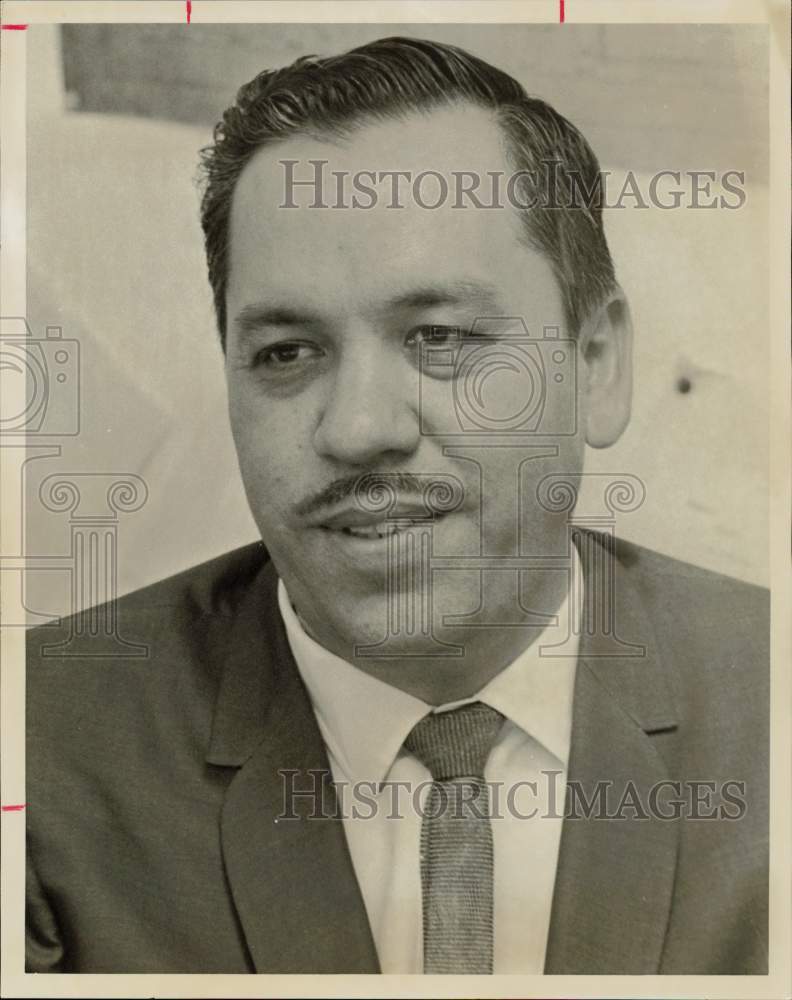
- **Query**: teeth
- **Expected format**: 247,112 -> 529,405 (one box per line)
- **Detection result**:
341,522 -> 400,539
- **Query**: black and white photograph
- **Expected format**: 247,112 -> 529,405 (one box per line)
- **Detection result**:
1,2 -> 789,997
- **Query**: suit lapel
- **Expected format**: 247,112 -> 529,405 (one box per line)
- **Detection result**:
545,531 -> 680,973
206,560 -> 380,973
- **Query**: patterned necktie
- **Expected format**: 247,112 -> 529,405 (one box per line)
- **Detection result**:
404,701 -> 505,974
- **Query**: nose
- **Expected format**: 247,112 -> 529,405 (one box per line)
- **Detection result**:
313,342 -> 420,466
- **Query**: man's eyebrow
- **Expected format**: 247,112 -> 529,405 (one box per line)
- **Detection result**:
231,280 -> 504,338
386,281 -> 503,311
232,303 -> 322,336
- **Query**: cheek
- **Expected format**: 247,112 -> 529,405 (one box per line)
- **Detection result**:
226,385 -> 315,503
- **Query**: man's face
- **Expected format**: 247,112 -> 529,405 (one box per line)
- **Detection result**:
225,105 -> 590,660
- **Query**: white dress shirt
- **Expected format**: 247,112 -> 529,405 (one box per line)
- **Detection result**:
277,552 -> 581,974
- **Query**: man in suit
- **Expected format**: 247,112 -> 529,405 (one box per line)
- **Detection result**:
26,37 -> 768,974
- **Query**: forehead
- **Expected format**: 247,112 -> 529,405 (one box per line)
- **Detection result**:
226,104 -> 560,320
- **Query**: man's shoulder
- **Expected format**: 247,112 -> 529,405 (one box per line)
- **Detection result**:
108,540 -> 272,619
604,533 -> 769,738
607,532 -> 768,623
26,542 -> 276,776
29,540 -> 271,641
26,541 -> 273,704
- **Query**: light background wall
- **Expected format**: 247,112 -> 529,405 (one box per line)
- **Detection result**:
23,23 -> 769,621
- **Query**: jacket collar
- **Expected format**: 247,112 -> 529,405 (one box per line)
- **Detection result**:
205,557 -> 281,767
206,556 -> 380,972
545,528 -> 680,973
574,527 -> 678,734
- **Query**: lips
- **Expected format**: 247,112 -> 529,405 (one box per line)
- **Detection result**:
338,521 -> 407,540
315,504 -> 437,531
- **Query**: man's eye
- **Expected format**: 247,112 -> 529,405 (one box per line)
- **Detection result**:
254,342 -> 321,369
406,325 -> 465,347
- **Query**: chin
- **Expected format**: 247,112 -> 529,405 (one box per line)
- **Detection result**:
346,581 -> 481,659
296,589 -> 390,655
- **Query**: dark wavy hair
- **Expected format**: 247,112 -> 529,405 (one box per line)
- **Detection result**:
199,36 -> 616,346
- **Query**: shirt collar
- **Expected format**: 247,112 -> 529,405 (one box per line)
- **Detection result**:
278,547 -> 582,787
277,581 -> 427,788
476,544 -> 581,763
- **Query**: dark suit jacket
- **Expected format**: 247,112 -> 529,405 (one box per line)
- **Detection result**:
26,531 -> 769,974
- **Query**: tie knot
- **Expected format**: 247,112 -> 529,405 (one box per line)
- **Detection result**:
404,702 -> 504,781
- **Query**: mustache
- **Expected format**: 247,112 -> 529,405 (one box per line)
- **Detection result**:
294,472 -> 440,520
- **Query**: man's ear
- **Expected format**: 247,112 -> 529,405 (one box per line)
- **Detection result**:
579,287 -> 633,448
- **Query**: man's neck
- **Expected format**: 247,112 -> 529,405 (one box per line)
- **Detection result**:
291,567 -> 572,706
